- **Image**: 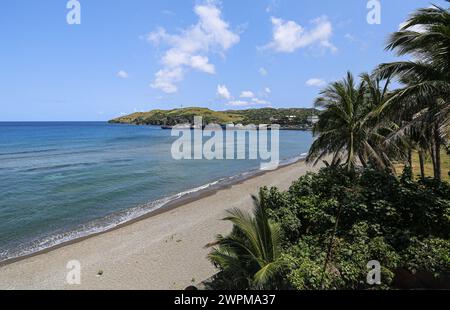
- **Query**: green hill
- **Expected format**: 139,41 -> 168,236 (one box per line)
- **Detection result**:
109,107 -> 319,128
225,108 -> 318,126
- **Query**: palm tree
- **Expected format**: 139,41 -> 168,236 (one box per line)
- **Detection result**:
375,4 -> 450,180
208,195 -> 282,289
383,84 -> 439,179
307,72 -> 395,172
361,73 -> 412,170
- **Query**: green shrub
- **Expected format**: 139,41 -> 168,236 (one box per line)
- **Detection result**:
209,166 -> 450,290
402,238 -> 450,278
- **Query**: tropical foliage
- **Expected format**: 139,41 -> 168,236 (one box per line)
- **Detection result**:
208,166 -> 450,289
207,4 -> 450,290
307,4 -> 449,180
207,196 -> 283,289
306,72 -> 397,172
110,107 -> 318,128
375,4 -> 450,181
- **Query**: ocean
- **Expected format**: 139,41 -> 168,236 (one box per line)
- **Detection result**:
0,122 -> 313,262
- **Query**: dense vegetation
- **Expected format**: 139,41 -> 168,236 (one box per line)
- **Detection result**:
110,107 -> 242,126
395,149 -> 450,182
306,4 -> 449,182
207,4 -> 450,290
207,166 -> 450,289
109,107 -> 318,128
226,108 -> 318,127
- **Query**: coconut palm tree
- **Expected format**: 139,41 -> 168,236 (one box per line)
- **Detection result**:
375,4 -> 450,180
208,195 -> 283,289
307,72 -> 396,172
383,83 -> 440,179
361,73 -> 412,170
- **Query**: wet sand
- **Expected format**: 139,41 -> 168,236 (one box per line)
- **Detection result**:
0,160 -> 322,290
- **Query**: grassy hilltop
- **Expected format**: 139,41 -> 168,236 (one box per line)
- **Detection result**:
109,107 -> 318,128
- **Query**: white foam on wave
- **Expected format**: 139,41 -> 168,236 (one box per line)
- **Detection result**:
0,176 -> 231,262
0,154 -> 307,263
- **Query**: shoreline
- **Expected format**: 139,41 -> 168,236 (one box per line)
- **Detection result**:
110,122 -> 314,131
0,155 -> 306,267
0,158 -> 323,290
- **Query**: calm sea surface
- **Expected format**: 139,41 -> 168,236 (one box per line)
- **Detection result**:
0,122 -> 313,261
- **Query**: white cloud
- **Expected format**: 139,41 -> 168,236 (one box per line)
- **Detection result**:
240,91 -> 255,98
152,67 -> 184,93
227,97 -> 270,107
344,33 -> 368,50
251,98 -> 269,105
190,55 -> 215,74
217,84 -> 231,99
306,78 -> 326,87
222,86 -> 271,107
117,70 -> 129,79
266,0 -> 280,13
147,3 -> 240,93
227,100 -> 250,107
264,16 -> 337,53
259,67 -> 268,76
344,33 -> 356,42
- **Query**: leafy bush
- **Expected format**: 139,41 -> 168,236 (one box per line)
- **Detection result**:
402,238 -> 450,278
208,166 -> 450,289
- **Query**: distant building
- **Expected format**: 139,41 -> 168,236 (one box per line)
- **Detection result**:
307,115 -> 319,124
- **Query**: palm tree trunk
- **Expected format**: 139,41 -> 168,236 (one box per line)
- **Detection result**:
321,204 -> 342,289
408,149 -> 413,168
347,132 -> 354,171
435,143 -> 441,181
434,125 -> 441,181
418,150 -> 425,179
431,144 -> 437,177
358,153 -> 367,168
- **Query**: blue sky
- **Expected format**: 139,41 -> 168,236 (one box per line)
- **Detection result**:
0,0 -> 446,121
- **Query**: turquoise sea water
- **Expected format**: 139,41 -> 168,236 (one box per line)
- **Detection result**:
0,122 -> 313,261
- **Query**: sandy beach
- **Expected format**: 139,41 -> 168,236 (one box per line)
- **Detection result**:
0,160 -> 321,290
